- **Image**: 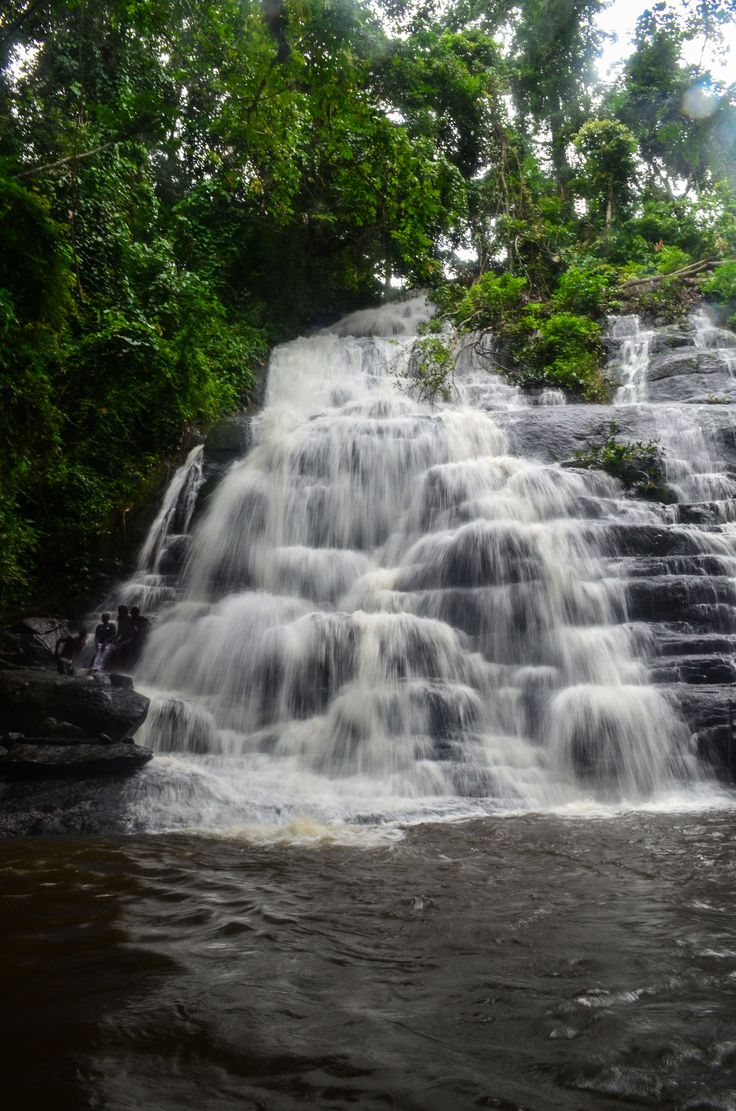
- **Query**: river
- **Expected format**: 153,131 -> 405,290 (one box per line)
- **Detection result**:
2,810 -> 735,1110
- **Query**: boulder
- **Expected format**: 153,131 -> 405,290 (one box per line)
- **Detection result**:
204,412 -> 254,464
0,617 -> 68,670
0,668 -> 149,743
647,327 -> 694,354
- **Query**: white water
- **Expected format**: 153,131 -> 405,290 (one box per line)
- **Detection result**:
612,314 -> 653,404
117,444 -> 206,613
130,298 -> 714,832
612,310 -> 736,507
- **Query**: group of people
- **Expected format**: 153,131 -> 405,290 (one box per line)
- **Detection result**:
54,604 -> 150,676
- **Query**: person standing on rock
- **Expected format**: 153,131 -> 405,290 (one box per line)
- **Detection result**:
55,628 -> 88,675
91,613 -> 117,672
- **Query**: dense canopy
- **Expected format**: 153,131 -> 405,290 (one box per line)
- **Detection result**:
1,0 -> 735,611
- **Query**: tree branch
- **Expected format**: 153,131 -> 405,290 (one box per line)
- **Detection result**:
12,139 -> 119,179
0,0 -> 50,50
620,257 -> 725,290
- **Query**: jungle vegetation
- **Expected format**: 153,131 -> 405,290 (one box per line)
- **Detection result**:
1,0 -> 735,611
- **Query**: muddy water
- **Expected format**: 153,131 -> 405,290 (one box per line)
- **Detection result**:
2,812 -> 735,1110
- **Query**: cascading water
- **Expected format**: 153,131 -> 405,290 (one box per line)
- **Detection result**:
116,444 -> 206,613
126,296 -> 715,832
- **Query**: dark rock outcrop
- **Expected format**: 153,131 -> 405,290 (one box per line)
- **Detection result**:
645,348 -> 736,403
0,776 -> 141,835
204,412 -> 255,464
0,617 -> 68,670
0,668 -> 149,744
0,737 -> 153,779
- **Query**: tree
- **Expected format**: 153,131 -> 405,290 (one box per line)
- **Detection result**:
573,119 -> 638,233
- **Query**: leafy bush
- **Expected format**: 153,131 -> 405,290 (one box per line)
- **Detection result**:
654,245 -> 691,275
573,423 -> 675,501
404,336 -> 455,403
702,261 -> 736,302
453,272 -> 528,332
536,312 -> 607,400
552,262 -> 617,315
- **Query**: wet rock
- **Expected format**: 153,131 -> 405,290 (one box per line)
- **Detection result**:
0,668 -> 149,744
109,673 -> 134,689
501,402 -> 736,471
595,524 -> 704,558
625,575 -> 736,623
676,503 -> 720,526
0,775 -> 139,835
204,412 -> 254,464
648,655 -> 736,686
670,686 -> 736,779
647,327 -> 694,354
155,533 -> 191,574
645,350 -> 736,403
654,632 -> 736,657
0,738 -> 153,780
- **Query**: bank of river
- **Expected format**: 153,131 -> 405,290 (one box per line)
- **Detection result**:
2,809 -> 735,1110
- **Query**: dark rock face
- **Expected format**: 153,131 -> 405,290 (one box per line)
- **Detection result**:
647,327 -> 694,354
674,688 -> 736,779
0,776 -> 140,835
0,669 -> 149,744
204,412 -> 255,464
645,348 -> 736,403
0,617 -> 68,670
0,738 -> 153,779
501,403 -> 736,468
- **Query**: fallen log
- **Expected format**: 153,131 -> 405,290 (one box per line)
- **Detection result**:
620,257 -> 731,291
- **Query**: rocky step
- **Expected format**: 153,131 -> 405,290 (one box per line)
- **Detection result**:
624,575 -> 736,624
590,523 -> 710,558
644,348 -> 736,404
0,736 -> 153,780
606,554 -> 736,578
666,684 -> 736,780
648,654 -> 736,686
647,630 -> 736,657
676,501 -> 736,526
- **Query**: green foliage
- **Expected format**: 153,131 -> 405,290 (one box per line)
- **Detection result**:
703,261 -> 736,302
573,119 -> 637,228
703,260 -> 736,328
573,423 -> 675,502
533,312 -> 607,400
453,272 -> 528,331
654,245 -> 692,274
447,272 -> 608,400
1,0 -> 735,611
551,261 -> 617,315
403,336 -> 455,404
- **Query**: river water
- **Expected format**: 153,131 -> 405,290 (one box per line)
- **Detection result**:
4,299 -> 736,1108
2,811 -> 736,1110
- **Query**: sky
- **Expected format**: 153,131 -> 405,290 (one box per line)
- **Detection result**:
597,0 -> 736,82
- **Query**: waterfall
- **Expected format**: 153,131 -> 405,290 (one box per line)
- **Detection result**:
126,296 -> 721,831
612,315 -> 654,404
116,445 -> 206,613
